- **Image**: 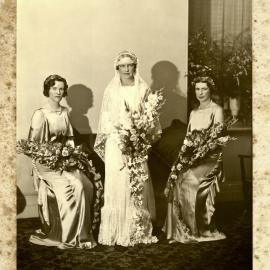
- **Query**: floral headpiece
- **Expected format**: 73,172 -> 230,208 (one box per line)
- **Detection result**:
191,76 -> 216,89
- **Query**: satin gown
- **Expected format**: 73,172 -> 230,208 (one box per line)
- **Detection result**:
98,85 -> 157,246
163,102 -> 226,243
28,107 -> 96,249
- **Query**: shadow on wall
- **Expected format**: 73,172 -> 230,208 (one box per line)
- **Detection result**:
66,84 -> 105,192
66,84 -> 95,147
149,120 -> 187,229
148,61 -> 188,228
150,61 -> 187,129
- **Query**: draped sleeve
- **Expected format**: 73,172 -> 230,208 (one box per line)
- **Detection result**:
213,105 -> 224,124
186,110 -> 194,133
63,107 -> 75,147
28,109 -> 50,143
27,109 -> 49,190
63,107 -> 74,137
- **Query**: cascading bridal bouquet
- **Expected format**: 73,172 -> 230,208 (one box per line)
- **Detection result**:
115,88 -> 164,243
164,121 -> 236,200
17,139 -> 103,229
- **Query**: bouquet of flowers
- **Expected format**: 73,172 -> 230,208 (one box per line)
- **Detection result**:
165,121 -> 236,196
116,88 -> 164,204
17,140 -> 92,172
17,139 -> 103,230
116,88 -> 164,243
117,89 -> 164,159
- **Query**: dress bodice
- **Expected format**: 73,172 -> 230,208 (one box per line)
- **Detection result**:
188,102 -> 223,132
28,106 -> 74,142
117,85 -> 144,128
120,85 -> 142,111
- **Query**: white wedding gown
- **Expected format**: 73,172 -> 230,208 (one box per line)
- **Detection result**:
98,85 -> 157,246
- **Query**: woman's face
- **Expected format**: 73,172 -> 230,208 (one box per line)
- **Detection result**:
48,81 -> 65,103
117,56 -> 136,80
195,82 -> 211,103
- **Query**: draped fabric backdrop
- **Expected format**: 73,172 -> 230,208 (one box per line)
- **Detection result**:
189,0 -> 252,42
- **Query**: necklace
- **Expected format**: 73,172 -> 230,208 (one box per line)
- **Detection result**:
44,104 -> 63,114
199,100 -> 212,110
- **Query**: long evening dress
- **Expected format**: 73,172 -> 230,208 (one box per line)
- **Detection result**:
29,106 -> 97,249
97,85 -> 158,246
163,101 -> 226,243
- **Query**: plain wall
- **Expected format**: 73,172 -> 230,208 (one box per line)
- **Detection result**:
17,0 -> 188,217
17,0 -> 188,138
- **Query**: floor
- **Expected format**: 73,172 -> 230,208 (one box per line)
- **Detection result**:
17,202 -> 252,270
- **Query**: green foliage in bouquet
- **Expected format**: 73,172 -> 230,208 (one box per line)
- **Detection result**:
17,140 -> 91,173
166,121 -> 236,196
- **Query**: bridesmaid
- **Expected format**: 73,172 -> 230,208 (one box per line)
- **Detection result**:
29,74 -> 97,249
163,76 -> 226,243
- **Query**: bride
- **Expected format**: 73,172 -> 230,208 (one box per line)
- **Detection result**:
94,51 -> 160,246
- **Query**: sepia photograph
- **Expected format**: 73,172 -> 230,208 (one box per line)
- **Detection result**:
12,0 -> 254,269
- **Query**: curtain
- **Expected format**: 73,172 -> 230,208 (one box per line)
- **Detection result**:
189,0 -> 252,43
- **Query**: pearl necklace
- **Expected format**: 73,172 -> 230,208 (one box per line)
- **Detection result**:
198,100 -> 212,110
44,105 -> 63,114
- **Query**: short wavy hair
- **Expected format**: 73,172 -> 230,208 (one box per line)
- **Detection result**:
43,74 -> 68,97
192,76 -> 216,94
